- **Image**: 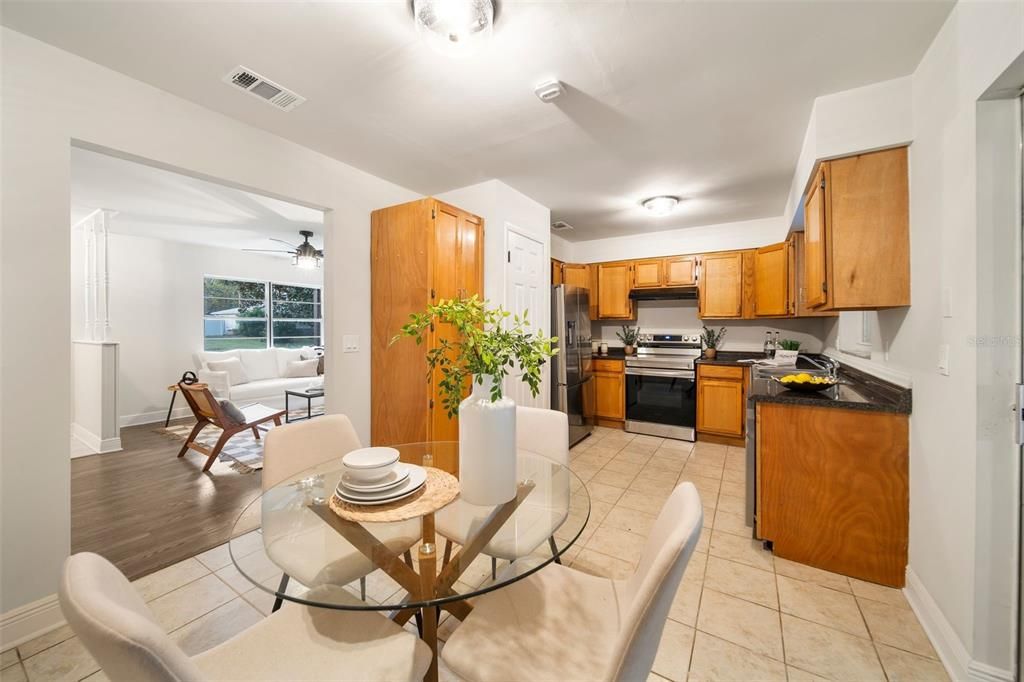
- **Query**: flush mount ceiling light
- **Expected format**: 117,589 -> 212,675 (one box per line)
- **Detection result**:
642,196 -> 680,216
413,0 -> 495,57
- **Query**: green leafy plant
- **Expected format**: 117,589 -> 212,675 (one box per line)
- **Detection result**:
779,339 -> 801,351
616,325 -> 641,346
701,326 -> 726,349
391,296 -> 557,418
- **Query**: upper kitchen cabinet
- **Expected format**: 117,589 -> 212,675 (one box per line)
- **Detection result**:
551,258 -> 564,285
665,255 -> 698,286
699,251 -> 745,318
597,261 -> 634,319
753,241 -> 792,317
803,146 -> 910,310
562,263 -> 590,290
633,258 -> 664,288
791,232 -> 838,318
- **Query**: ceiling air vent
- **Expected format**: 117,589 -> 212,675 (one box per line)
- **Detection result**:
551,220 -> 575,233
222,66 -> 306,112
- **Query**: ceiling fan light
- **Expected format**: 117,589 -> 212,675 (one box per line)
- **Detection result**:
414,0 -> 494,57
642,195 -> 680,216
293,253 -> 320,270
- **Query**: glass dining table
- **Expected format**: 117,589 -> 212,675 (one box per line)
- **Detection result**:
228,441 -> 591,682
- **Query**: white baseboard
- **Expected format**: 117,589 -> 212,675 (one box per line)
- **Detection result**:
0,593 -> 65,650
119,406 -> 192,428
71,423 -> 122,456
904,567 -> 1013,682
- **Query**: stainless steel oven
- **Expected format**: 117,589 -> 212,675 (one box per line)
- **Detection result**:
624,333 -> 701,441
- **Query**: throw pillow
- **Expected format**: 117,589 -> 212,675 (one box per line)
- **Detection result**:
207,357 -> 249,386
219,400 -> 247,425
283,358 -> 319,378
237,349 -> 279,381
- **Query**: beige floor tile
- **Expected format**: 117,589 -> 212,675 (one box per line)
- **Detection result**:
647,673 -> 671,682
227,548 -> 282,588
572,453 -> 612,469
658,438 -> 694,453
613,450 -> 654,466
240,586 -> 277,616
586,526 -> 647,559
651,619 -> 695,682
617,489 -> 671,515
1,649 -> 19,669
719,480 -> 745,498
712,510 -> 752,538
132,557 -> 210,602
715,494 -> 745,516
858,599 -> 936,658
667,574 -> 702,627
570,548 -> 635,579
693,441 -> 728,456
586,481 -> 627,504
702,507 -> 716,530
875,643 -> 950,681
195,543 -> 233,571
590,468 -> 637,489
16,625 -> 75,659
230,531 -> 266,559
170,597 -> 263,656
602,505 -> 658,537
149,573 -> 237,632
571,463 -> 601,482
704,556 -> 778,609
684,462 -> 724,481
849,578 -> 910,609
695,530 -> 710,554
437,613 -> 463,643
21,637 -> 99,682
777,575 -> 868,638
696,589 -> 784,660
628,475 -> 677,496
688,450 -> 727,469
781,614 -> 885,681
785,665 -> 829,681
688,630 -> 787,681
587,499 -> 615,525
645,454 -> 687,474
620,441 -> 660,456
708,530 -> 773,571
773,556 -> 851,593
602,457 -> 644,475
0,664 -> 26,682
722,467 -> 745,484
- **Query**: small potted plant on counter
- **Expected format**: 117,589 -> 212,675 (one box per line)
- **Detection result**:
776,339 -> 801,366
617,325 -> 641,355
701,326 -> 726,359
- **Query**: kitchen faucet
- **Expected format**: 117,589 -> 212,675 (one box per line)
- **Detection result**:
798,354 -> 840,379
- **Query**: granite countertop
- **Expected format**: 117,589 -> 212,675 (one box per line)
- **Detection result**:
592,348 -> 627,359
695,350 -> 765,366
748,363 -> 911,415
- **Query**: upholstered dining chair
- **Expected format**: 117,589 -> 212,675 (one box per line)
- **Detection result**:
261,415 -> 421,610
58,552 -> 431,682
435,406 -> 570,577
441,481 -> 703,682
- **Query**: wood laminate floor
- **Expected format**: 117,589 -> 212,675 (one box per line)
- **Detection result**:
71,418 -> 263,580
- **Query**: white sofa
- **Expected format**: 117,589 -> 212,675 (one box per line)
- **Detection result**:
195,348 -> 323,411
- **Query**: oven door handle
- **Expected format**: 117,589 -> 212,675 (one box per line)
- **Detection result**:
626,367 -> 695,379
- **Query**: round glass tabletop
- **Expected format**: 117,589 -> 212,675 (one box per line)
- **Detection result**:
229,441 -> 591,612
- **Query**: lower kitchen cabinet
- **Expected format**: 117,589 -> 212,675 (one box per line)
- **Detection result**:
696,364 -> 747,442
756,402 -> 909,587
594,358 -> 625,426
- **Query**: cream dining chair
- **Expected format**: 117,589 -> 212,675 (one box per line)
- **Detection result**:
261,414 -> 421,610
441,481 -> 703,682
58,552 -> 431,682
435,406 -> 570,577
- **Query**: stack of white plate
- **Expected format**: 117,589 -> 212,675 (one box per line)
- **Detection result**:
336,447 -> 427,506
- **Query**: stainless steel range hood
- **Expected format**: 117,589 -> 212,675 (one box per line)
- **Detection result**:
629,286 -> 698,301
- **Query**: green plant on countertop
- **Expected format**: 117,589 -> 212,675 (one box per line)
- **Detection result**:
701,326 -> 726,349
391,295 -> 557,418
779,339 -> 801,351
616,325 -> 641,347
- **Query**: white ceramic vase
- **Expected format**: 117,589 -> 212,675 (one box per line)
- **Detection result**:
458,375 -> 517,505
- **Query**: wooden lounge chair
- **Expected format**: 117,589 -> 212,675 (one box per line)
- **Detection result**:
176,382 -> 285,472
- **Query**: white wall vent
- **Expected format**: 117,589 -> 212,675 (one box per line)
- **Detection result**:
222,66 -> 306,112
551,220 -> 575,233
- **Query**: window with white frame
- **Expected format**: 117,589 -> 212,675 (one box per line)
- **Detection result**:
203,277 -> 322,351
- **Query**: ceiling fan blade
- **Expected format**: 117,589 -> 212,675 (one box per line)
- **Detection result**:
268,238 -> 299,250
242,248 -> 293,254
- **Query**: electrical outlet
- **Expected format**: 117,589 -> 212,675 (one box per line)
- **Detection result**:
342,334 -> 359,353
937,344 -> 950,376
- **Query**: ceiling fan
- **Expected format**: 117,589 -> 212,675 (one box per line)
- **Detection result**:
244,230 -> 324,269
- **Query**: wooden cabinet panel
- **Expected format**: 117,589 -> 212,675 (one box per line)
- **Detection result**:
699,252 -> 744,318
791,233 -> 837,318
756,402 -> 908,586
754,242 -> 790,316
633,259 -> 664,288
588,265 -> 600,321
665,256 -> 697,286
594,370 -> 625,420
803,165 -> 828,308
551,258 -> 564,285
563,264 -> 590,290
696,376 -> 745,437
593,358 -> 624,373
597,262 -> 634,319
697,364 -> 745,380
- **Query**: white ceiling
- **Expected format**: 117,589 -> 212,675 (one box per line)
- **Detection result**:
7,1 -> 953,242
70,146 -> 323,254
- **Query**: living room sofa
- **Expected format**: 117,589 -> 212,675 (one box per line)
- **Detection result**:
195,348 -> 323,410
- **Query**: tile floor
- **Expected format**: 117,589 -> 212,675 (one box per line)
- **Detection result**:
2,427 -> 948,682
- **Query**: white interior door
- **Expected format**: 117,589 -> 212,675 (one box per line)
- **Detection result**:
504,226 -> 545,407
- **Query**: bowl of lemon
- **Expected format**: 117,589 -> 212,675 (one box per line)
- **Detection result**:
773,372 -> 838,393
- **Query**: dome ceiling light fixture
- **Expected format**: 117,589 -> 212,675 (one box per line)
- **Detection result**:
413,0 -> 495,57
641,195 -> 680,217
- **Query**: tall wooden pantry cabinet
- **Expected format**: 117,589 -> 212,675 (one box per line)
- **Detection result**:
370,198 -> 484,448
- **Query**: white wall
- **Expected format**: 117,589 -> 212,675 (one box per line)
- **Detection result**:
0,27 -> 417,623
550,233 -> 575,262
69,231 -> 323,427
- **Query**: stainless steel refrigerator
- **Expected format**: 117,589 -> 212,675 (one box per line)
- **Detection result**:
551,284 -> 595,446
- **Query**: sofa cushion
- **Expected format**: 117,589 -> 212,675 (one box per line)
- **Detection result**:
283,359 -> 319,378
230,377 -> 316,403
238,349 -> 279,381
274,347 -> 304,376
207,357 -> 249,386
196,349 -> 239,369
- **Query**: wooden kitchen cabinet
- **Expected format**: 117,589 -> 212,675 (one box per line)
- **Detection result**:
665,255 -> 698,286
696,364 -> 748,442
588,265 -> 600,320
597,262 -> 634,319
633,258 -> 664,288
371,198 -> 483,448
803,146 -> 910,310
594,358 -> 625,425
791,232 -> 838,318
551,258 -> 564,285
563,263 -> 590,290
753,241 -> 792,317
756,402 -> 909,586
698,251 -> 745,318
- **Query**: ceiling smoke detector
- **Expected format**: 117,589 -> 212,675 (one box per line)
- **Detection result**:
534,79 -> 565,103
223,66 -> 306,112
551,220 -> 575,233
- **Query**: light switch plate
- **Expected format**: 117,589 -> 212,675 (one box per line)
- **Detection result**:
342,334 -> 359,353
942,287 -> 953,318
938,344 -> 950,376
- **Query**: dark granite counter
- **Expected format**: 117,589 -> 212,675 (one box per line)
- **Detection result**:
748,363 -> 911,415
592,348 -> 627,359
695,351 -> 766,366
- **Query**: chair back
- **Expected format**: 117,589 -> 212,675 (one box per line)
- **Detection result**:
178,382 -> 230,426
515,406 -> 569,465
606,482 -> 703,682
59,553 -> 205,682
262,414 -> 362,491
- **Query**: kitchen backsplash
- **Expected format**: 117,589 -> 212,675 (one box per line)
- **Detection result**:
593,300 -> 828,352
